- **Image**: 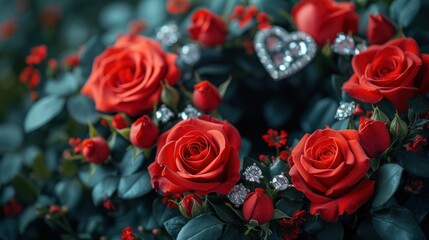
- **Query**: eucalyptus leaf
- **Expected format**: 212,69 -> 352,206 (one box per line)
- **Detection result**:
372,205 -> 425,240
55,179 -> 82,210
0,123 -> 22,153
19,207 -> 37,234
67,94 -> 99,125
92,176 -> 119,206
12,175 -> 38,204
0,186 -> 15,205
315,220 -> 344,240
394,151 -> 429,177
44,73 -> 79,97
24,95 -> 65,132
163,216 -> 188,238
177,214 -> 223,240
0,219 -> 18,240
118,148 -> 144,176
79,37 -> 105,79
118,171 -> 151,199
0,153 -> 23,185
372,163 -> 403,208
270,159 -> 288,178
390,0 -> 421,27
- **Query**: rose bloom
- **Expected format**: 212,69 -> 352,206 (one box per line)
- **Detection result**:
366,14 -> 396,44
289,129 -> 374,222
358,118 -> 390,158
188,9 -> 227,47
292,0 -> 359,46
81,35 -> 180,116
343,38 -> 429,112
148,116 -> 241,195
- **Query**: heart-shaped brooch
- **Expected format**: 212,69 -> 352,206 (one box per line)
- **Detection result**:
254,26 -> 317,80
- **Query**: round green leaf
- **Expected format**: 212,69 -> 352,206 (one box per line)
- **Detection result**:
12,175 -> 38,204
395,151 -> 429,177
24,95 -> 65,132
372,206 -> 425,240
79,165 -> 115,187
163,216 -> 188,238
118,171 -> 151,199
270,159 -> 288,179
0,123 -> 22,153
55,179 -> 82,210
19,207 -> 37,234
372,163 -> 403,208
118,148 -> 144,176
44,73 -> 79,97
0,153 -> 23,185
177,214 -> 223,240
92,176 -> 119,206
0,186 -> 15,205
67,94 -> 99,125
315,220 -> 344,240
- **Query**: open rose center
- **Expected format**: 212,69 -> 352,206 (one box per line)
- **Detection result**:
118,68 -> 135,83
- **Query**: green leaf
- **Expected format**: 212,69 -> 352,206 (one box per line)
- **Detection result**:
209,202 -> 235,223
372,163 -> 403,208
408,94 -> 429,114
78,164 -> 114,187
32,153 -> 51,179
264,97 -> 294,128
372,205 -> 425,240
390,0 -> 421,27
375,98 -> 396,119
55,179 -> 82,210
79,37 -> 105,79
275,198 -> 303,217
118,171 -> 151,199
118,148 -> 144,176
301,97 -> 337,132
0,219 -> 18,240
0,186 -> 15,205
163,216 -> 188,238
67,94 -> 99,125
44,73 -> 79,97
272,209 -> 290,219
92,176 -> 119,205
0,153 -> 23,185
24,95 -> 65,132
315,220 -> 344,240
331,75 -> 346,100
153,197 -> 180,225
12,175 -> 38,204
19,207 -> 37,234
222,224 -> 240,240
177,214 -> 223,240
0,123 -> 22,153
394,151 -> 429,177
357,217 -> 382,240
270,159 -> 288,178
331,119 -> 349,130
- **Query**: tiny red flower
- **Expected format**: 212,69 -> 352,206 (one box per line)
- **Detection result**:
62,54 -> 79,68
48,58 -> 58,70
19,66 -> 41,89
257,12 -> 270,30
238,6 -> 259,28
82,137 -> 111,164
100,119 -> 108,126
259,154 -> 269,162
166,0 -> 191,14
262,129 -> 288,148
279,150 -> 290,161
0,18 -> 17,39
26,45 -> 48,65
49,205 -> 60,214
2,198 -> 22,216
103,199 -> 115,210
406,135 -> 427,153
230,5 -> 244,20
121,227 -> 135,240
280,210 -> 306,240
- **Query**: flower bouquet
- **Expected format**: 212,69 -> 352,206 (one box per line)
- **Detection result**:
1,0 -> 429,239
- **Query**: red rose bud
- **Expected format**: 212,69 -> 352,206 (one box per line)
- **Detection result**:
188,9 -> 227,47
112,113 -> 130,130
192,80 -> 222,112
366,14 -> 396,44
358,118 -> 390,158
179,194 -> 204,219
26,45 -> 48,65
82,137 -> 110,164
242,188 -> 274,225
49,205 -> 60,214
130,115 -> 158,148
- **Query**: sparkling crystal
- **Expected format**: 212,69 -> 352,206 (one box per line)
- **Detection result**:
335,101 -> 356,120
354,41 -> 368,55
243,163 -> 263,183
266,36 -> 284,52
288,41 -> 307,57
178,104 -> 201,120
156,23 -> 180,47
331,33 -> 355,55
179,43 -> 200,65
227,184 -> 250,207
156,104 -> 175,123
271,174 -> 290,191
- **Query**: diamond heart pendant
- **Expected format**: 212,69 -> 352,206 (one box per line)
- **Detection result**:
254,26 -> 317,80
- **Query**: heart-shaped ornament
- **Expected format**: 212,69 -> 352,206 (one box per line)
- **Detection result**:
254,26 -> 317,80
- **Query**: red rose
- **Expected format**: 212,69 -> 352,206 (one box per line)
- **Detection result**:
111,113 -> 129,130
343,38 -> 429,112
148,116 -> 241,195
242,188 -> 274,225
192,80 -> 222,112
358,118 -> 390,158
289,129 -> 374,222
188,9 -> 227,47
82,137 -> 110,164
130,115 -> 158,149
81,35 -> 180,116
366,14 -> 396,44
179,194 -> 204,219
292,0 -> 359,46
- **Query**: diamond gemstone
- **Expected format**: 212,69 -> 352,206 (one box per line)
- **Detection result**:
156,104 -> 175,123
271,174 -> 290,191
354,41 -> 368,55
178,104 -> 201,120
243,163 -> 263,183
156,23 -> 180,47
227,184 -> 250,207
179,43 -> 201,65
331,33 -> 355,55
335,101 -> 356,120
